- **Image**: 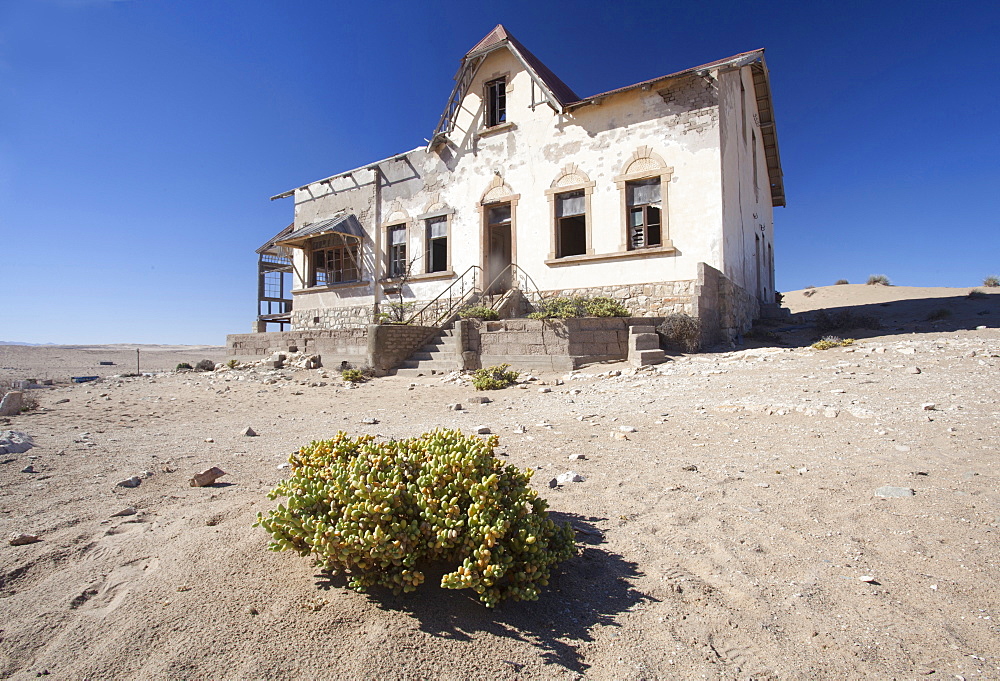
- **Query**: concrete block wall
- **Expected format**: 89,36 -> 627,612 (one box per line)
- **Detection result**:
227,329 -> 368,366
691,262 -> 759,344
367,324 -> 438,373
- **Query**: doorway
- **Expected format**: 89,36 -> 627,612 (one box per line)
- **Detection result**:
486,203 -> 512,294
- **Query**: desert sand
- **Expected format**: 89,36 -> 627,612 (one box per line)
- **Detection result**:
1,284 -> 998,679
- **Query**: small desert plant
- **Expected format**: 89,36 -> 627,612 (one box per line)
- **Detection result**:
967,289 -> 986,299
195,359 -> 216,372
341,368 -> 365,383
175,362 -> 193,371
458,305 -> 499,321
527,296 -> 629,319
657,313 -> 702,353
226,358 -> 239,369
255,429 -> 575,607
866,274 -> 891,286
811,336 -> 855,350
984,275 -> 999,288
376,301 -> 415,324
774,292 -> 783,305
834,279 -> 849,285
926,307 -> 952,321
472,364 -> 520,390
813,308 -> 881,334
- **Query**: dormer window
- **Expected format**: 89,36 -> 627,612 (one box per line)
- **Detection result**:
485,78 -> 506,127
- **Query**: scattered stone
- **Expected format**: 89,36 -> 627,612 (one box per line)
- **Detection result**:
907,367 -> 922,374
920,403 -> 936,411
8,533 -> 41,546
612,432 -> 629,441
858,575 -> 878,583
55,398 -> 69,404
277,462 -> 291,469
189,467 -> 226,487
538,387 -> 552,393
894,444 -> 911,452
512,425 -> 526,434
20,464 -> 36,474
548,478 -> 558,488
911,471 -> 929,476
619,425 -> 638,433
756,482 -> 770,488
110,507 -> 137,517
360,417 -> 379,425
474,425 -> 491,435
556,471 -> 585,484
204,438 -> 214,443
681,464 -> 699,472
976,325 -> 987,330
568,453 -> 586,460
875,486 -> 915,498
242,426 -> 258,437
823,408 -> 839,418
141,470 -> 154,478
448,403 -> 463,411
117,476 -> 142,488
468,396 -> 491,404
798,467 -> 809,474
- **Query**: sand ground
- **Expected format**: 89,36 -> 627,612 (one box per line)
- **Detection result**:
1,285 -> 998,679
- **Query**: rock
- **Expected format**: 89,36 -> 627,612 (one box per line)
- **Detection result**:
612,432 -> 629,441
556,471 -> 585,484
8,533 -> 41,546
681,464 -> 698,472
858,575 -> 878,583
548,478 -> 558,488
141,470 -> 154,478
568,453 -> 586,460
823,408 -> 839,418
474,425 -> 491,435
0,431 -> 33,454
360,417 -> 379,424
242,426 -> 258,437
907,367 -> 922,374
277,462 -> 291,469
20,465 -> 36,474
619,425 -> 638,433
189,467 -> 226,487
468,396 -> 491,404
117,476 -> 142,488
920,403 -> 936,411
512,425 -> 526,434
894,444 -> 911,452
875,485 -> 915,498
55,398 -> 69,404
110,507 -> 137,517
538,387 -> 552,393
0,391 -> 24,416
756,482 -> 770,488
204,438 -> 214,443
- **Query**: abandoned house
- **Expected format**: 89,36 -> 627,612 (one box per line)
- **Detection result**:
228,25 -> 785,373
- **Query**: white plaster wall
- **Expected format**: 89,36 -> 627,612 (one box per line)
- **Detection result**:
718,66 -> 775,302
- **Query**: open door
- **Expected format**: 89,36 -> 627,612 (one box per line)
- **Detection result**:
486,203 -> 512,294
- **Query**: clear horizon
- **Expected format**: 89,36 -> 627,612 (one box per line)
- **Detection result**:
2,0 -> 997,345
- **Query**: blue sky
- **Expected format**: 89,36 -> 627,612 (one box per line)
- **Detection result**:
1,0 -> 997,344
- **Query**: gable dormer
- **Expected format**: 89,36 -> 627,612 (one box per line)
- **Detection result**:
428,25 -> 579,150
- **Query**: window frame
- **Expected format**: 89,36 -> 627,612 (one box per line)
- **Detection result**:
484,77 -> 507,128
545,178 -> 595,260
309,234 -> 361,287
384,222 -> 408,279
614,164 -> 673,253
625,178 -> 664,250
424,215 -> 450,274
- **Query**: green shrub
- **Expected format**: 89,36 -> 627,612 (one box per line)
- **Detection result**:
811,336 -> 855,350
255,429 -> 575,607
342,368 -> 365,383
175,362 -> 193,371
472,364 -> 519,391
984,275 -> 999,288
834,279 -> 849,285
226,358 -> 239,369
458,305 -> 499,321
866,274 -> 891,286
195,359 -> 216,372
527,296 -> 629,319
656,314 -> 702,353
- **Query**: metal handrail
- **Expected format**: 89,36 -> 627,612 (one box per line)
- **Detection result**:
403,265 -> 482,327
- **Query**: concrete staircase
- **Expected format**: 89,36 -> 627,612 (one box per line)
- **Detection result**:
392,327 -> 462,377
628,325 -> 666,366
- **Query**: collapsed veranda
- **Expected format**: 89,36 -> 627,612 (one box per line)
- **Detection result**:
234,25 -> 785,371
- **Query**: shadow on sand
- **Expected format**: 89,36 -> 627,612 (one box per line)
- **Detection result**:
313,512 -> 652,674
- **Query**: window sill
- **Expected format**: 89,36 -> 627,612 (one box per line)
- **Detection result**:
544,243 -> 675,267
380,270 -> 455,285
476,122 -> 516,138
292,281 -> 370,294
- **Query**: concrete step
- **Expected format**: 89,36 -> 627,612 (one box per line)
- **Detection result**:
630,348 -> 666,366
410,351 -> 457,362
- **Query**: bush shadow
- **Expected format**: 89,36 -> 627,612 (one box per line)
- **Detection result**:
312,512 -> 652,674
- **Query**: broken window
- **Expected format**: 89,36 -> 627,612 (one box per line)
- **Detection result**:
626,178 -> 662,249
310,235 -> 360,286
556,190 -> 587,258
426,216 -> 448,273
387,225 -> 407,278
485,78 -> 506,127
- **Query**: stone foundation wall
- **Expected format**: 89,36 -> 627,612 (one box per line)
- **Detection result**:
538,281 -> 694,318
292,304 -> 375,331
367,324 -> 438,373
691,262 -> 759,345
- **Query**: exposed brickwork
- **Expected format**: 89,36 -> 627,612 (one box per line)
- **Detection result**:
657,74 -> 720,136
369,325 -> 438,372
